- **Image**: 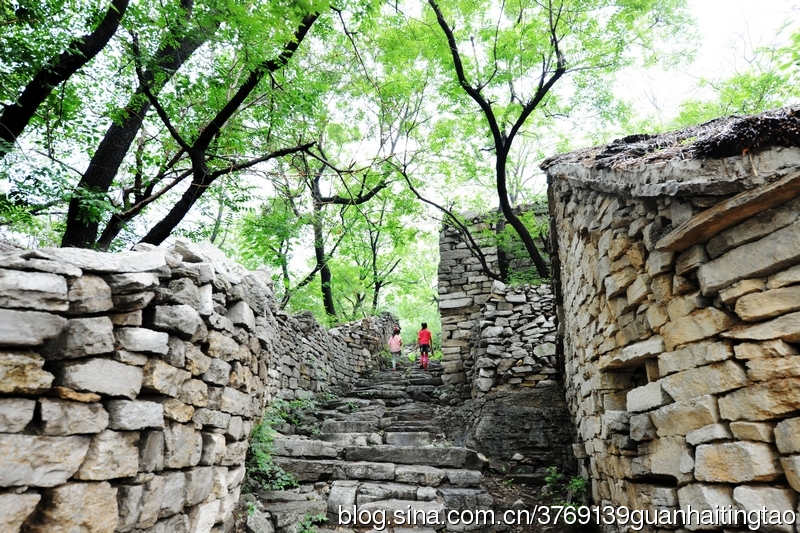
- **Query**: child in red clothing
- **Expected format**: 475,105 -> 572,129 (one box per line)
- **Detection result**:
417,322 -> 432,370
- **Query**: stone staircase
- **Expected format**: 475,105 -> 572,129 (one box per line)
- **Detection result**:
244,359 -> 496,533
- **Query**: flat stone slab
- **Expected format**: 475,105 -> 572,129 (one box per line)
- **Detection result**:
262,499 -> 327,528
273,458 -> 338,482
357,482 -> 419,505
273,437 -> 340,458
344,446 -> 481,469
319,433 -> 382,446
322,420 -> 378,433
657,168 -> 800,252
385,433 -> 431,447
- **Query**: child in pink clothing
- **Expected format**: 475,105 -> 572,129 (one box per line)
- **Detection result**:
417,322 -> 432,370
388,327 -> 402,370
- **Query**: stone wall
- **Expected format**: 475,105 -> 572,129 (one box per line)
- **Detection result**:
465,281 -> 557,398
438,210 -> 554,397
0,240 -> 395,533
547,137 -> 800,530
437,211 -> 574,480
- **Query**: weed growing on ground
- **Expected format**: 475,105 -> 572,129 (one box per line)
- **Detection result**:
298,513 -> 328,533
544,466 -> 587,506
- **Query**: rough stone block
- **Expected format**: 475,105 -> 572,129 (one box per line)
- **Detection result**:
116,327 -> 169,355
627,381 -> 672,413
718,378 -> 800,421
67,274 -> 113,314
143,359 -> 191,397
56,358 -> 143,399
630,413 -> 657,441
718,278 -> 764,304
685,423 -> 733,446
0,309 -> 66,347
139,430 -> 165,472
21,481 -> 118,533
40,397 -> 109,435
604,267 -> 636,298
185,466 -> 215,506
661,360 -> 748,402
736,285 -> 800,322
0,269 -> 68,311
661,308 -> 735,351
600,336 -> 664,370
774,417 -> 800,454
104,272 -> 160,294
658,341 -> 732,376
695,442 -> 781,482
75,429 -> 140,480
0,398 -> 36,433
163,421 -> 202,469
734,339 -> 798,360
729,421 -> 774,442
43,316 -> 115,360
153,305 -> 208,343
780,456 -> 800,492
116,484 -> 144,532
651,395 -> 719,437
0,351 -> 54,394
746,356 -> 800,382
0,434 -> 90,487
698,219 -> 800,294
676,483 -> 734,527
0,492 -> 41,533
158,470 -> 186,519
107,400 -> 165,430
732,486 -> 796,533
200,432 -> 226,466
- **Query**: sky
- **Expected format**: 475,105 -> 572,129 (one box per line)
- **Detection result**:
626,0 -> 799,120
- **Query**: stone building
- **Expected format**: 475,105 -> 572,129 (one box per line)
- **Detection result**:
545,106 -> 800,530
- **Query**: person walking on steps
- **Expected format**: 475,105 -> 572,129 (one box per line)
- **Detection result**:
388,327 -> 402,371
417,322 -> 432,370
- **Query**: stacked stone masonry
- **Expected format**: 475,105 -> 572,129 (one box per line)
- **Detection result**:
438,212 -> 558,398
547,143 -> 800,532
0,239 -> 396,533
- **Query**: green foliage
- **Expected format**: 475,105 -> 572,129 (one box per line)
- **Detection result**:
298,513 -> 328,533
544,466 -> 588,506
245,415 -> 298,492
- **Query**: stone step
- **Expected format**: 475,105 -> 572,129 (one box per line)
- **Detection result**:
334,499 -> 445,528
273,437 -> 340,458
343,446 -> 482,469
318,432 -> 382,446
352,389 -> 409,400
384,424 -> 442,435
274,457 -> 485,484
261,498 -> 328,530
321,419 -> 378,433
384,432 -> 431,446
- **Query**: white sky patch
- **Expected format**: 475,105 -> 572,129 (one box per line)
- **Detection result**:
624,0 -> 799,120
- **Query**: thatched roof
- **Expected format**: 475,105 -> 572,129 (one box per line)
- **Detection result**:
541,106 -> 800,172
540,106 -> 800,197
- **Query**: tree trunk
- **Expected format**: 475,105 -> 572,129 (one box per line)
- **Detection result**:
312,201 -> 337,318
0,0 -> 130,159
496,148 -> 549,278
61,10 -> 213,248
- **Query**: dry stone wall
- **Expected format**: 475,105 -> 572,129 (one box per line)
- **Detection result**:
547,142 -> 800,531
465,281 -> 557,397
0,240 -> 395,533
438,212 -> 557,398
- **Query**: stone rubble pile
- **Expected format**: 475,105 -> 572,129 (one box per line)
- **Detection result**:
548,147 -> 800,531
0,240 -> 396,533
